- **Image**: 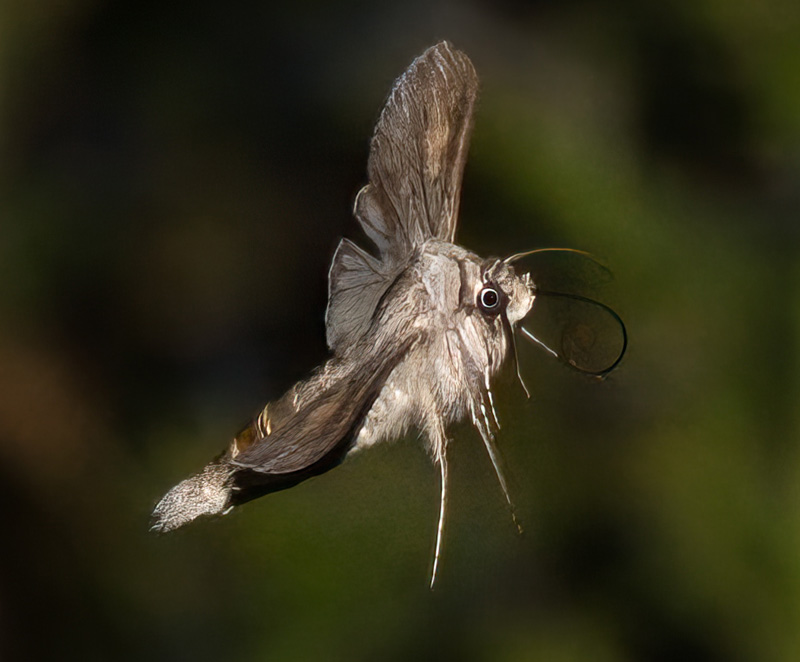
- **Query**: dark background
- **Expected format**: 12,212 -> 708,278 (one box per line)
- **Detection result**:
3,1 -> 800,660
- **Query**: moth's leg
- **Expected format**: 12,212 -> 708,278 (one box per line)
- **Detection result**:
430,442 -> 448,589
484,367 -> 501,429
471,399 -> 523,535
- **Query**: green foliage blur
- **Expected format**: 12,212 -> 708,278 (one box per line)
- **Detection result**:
2,1 -> 799,660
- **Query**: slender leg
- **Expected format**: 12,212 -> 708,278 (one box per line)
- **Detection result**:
474,404 -> 523,535
430,445 -> 448,589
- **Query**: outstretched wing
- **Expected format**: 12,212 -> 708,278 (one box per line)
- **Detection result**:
150,319 -> 418,530
326,41 -> 479,353
230,332 -> 416,481
356,41 -> 479,262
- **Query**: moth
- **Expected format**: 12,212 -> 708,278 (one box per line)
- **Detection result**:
151,41 -> 626,586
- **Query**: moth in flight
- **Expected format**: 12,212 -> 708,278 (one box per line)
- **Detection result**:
151,41 -> 626,586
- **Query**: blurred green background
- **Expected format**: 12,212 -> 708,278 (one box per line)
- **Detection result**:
2,1 -> 800,660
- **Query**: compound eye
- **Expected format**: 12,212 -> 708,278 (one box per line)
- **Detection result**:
478,286 -> 501,314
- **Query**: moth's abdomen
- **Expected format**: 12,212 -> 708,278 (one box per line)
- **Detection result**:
150,407 -> 359,533
150,462 -> 233,533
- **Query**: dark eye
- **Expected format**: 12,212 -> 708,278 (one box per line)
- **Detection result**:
478,286 -> 501,314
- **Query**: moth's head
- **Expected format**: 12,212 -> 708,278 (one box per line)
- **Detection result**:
478,259 -> 534,325
413,241 -> 626,381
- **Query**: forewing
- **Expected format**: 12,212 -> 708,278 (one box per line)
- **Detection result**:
355,41 -> 479,263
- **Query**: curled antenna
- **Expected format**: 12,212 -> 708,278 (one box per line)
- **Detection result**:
520,289 -> 627,379
505,247 -> 609,270
505,247 -> 615,291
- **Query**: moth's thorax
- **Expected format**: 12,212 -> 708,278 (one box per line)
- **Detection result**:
411,240 -> 534,319
352,240 -> 533,455
152,42 -> 546,560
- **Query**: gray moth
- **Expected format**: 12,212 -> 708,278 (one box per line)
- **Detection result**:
151,41 -> 626,586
